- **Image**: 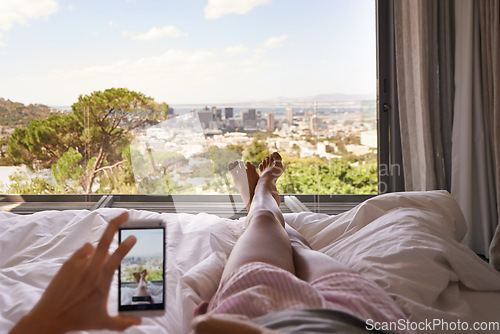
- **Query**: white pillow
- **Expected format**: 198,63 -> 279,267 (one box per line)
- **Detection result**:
177,251 -> 227,332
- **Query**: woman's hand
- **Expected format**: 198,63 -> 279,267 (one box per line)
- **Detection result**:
11,212 -> 141,334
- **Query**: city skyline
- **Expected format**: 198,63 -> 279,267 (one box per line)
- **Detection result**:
0,0 -> 376,107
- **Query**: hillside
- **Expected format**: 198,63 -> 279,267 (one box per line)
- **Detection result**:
0,98 -> 55,126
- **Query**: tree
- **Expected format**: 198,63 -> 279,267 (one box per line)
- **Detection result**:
7,88 -> 169,193
275,155 -> 377,195
243,139 -> 270,167
5,171 -> 59,194
71,88 -> 169,192
7,113 -> 82,170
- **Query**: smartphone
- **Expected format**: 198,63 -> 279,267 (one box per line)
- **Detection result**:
118,219 -> 166,317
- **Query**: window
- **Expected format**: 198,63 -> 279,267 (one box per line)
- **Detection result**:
0,0 -> 383,213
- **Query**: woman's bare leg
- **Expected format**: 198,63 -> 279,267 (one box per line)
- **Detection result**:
284,225 -> 352,282
225,152 -> 351,282
222,152 -> 295,279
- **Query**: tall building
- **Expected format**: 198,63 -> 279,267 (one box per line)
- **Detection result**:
225,107 -> 233,119
248,108 -> 256,120
310,115 -> 320,131
241,109 -> 257,130
286,108 -> 293,123
212,106 -> 222,121
268,112 -> 275,131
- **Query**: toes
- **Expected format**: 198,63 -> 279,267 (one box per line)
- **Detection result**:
271,152 -> 283,166
246,161 -> 255,172
228,161 -> 237,171
238,160 -> 245,170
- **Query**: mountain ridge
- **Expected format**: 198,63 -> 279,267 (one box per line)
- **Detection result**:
0,98 -> 55,127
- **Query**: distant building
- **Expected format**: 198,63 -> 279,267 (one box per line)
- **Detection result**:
225,107 -> 233,119
310,115 -> 320,131
286,108 -> 293,123
241,109 -> 257,130
212,107 -> 222,121
242,109 -> 256,121
268,112 -> 275,131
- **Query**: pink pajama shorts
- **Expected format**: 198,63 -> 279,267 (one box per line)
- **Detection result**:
205,261 -> 407,324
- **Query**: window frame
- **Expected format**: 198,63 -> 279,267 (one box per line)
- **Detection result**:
0,0 -> 398,214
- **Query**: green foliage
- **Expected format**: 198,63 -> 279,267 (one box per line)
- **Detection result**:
6,88 -> 169,193
277,158 -> 377,194
0,98 -> 53,126
243,139 -> 270,166
95,146 -> 138,194
52,148 -> 83,191
7,113 -> 82,169
249,131 -> 273,141
5,171 -> 60,194
121,267 -> 163,283
225,144 -> 244,156
209,146 -> 242,175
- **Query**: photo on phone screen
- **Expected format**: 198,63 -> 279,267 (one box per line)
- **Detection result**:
118,225 -> 165,312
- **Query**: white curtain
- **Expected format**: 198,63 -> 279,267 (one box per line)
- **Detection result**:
452,0 -> 499,256
393,0 -> 499,257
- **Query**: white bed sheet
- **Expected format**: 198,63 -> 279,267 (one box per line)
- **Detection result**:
1,190 -> 499,333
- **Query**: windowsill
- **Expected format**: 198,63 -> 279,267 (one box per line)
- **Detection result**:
0,194 -> 375,218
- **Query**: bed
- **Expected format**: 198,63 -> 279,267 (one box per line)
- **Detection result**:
1,190 -> 500,333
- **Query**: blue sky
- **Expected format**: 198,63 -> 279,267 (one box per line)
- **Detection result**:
0,0 -> 376,106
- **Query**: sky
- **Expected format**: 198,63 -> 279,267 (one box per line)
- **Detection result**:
121,228 -> 164,258
0,0 -> 376,107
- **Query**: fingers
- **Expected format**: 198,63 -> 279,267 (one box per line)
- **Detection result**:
90,212 -> 129,268
69,243 -> 95,261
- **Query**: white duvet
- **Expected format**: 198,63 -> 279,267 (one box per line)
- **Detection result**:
1,190 -> 499,333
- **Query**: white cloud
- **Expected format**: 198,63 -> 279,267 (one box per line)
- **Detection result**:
9,46 -> 289,104
204,0 -> 271,19
262,35 -> 288,48
225,44 -> 248,56
241,51 -> 282,73
0,0 -> 58,31
123,26 -> 183,41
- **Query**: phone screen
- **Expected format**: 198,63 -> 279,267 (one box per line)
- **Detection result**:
118,226 -> 165,312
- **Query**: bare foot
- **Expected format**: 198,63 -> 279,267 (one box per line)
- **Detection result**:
229,160 -> 259,211
258,152 -> 283,206
133,272 -> 140,284
140,269 -> 148,283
